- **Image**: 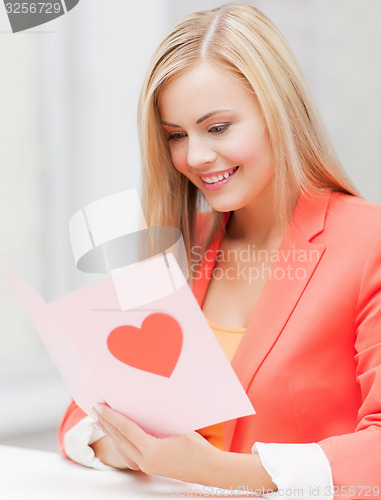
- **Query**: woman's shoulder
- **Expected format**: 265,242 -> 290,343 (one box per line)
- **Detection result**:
331,191 -> 381,211
326,191 -> 381,242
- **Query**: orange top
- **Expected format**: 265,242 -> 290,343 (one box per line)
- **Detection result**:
196,319 -> 245,449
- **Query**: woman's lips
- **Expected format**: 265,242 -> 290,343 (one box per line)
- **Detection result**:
199,166 -> 239,191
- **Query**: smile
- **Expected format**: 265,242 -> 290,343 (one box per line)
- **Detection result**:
199,166 -> 239,191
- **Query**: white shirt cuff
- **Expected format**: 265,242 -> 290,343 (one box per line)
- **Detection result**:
63,416 -> 114,470
252,442 -> 334,500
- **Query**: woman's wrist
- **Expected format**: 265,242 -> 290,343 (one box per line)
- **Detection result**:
201,447 -> 278,493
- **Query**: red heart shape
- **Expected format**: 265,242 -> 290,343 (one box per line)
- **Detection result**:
107,313 -> 183,378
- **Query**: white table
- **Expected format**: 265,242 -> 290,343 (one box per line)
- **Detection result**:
0,445 -> 262,498
0,445 -> 207,499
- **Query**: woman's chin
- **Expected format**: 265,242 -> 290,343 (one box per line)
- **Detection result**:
206,195 -> 245,213
208,202 -> 238,213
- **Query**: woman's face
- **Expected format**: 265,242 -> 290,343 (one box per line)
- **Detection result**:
158,61 -> 275,213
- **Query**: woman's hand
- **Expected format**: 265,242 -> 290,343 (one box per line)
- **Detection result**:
93,403 -> 277,492
93,403 -> 219,485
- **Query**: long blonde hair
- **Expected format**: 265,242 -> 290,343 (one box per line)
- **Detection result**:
138,3 -> 358,276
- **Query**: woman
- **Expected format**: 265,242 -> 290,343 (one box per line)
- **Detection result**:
58,4 -> 381,498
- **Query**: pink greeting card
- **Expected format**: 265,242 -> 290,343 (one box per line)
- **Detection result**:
1,190 -> 254,437
0,253 -> 254,438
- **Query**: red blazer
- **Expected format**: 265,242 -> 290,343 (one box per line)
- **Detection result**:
58,189 -> 381,495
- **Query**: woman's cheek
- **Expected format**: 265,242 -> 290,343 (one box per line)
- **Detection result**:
220,131 -> 259,166
170,148 -> 189,175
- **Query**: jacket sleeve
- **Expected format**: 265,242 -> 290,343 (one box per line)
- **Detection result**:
318,230 -> 381,498
57,399 -> 87,457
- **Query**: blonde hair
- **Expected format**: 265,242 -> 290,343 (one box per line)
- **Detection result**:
138,3 -> 358,277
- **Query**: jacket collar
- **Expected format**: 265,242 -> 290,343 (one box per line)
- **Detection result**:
291,188 -> 331,241
193,189 -> 331,305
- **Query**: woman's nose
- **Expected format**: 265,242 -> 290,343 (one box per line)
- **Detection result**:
186,135 -> 217,169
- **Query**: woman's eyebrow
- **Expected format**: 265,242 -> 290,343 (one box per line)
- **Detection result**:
161,120 -> 180,128
160,109 -> 230,128
196,110 -> 229,124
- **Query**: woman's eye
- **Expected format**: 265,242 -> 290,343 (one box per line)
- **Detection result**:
168,132 -> 187,142
208,123 -> 231,135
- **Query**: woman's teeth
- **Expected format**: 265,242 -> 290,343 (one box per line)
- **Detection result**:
202,166 -> 238,184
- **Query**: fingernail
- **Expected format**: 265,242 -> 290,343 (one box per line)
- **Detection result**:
93,403 -> 104,415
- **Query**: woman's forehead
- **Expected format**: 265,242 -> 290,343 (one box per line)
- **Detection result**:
158,61 -> 254,120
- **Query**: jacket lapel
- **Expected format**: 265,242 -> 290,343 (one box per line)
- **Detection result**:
193,213 -> 229,307
219,189 -> 332,450
231,191 -> 331,387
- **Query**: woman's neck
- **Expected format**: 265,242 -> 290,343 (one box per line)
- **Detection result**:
226,188 -> 299,250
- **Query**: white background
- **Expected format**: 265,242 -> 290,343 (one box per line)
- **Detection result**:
0,0 -> 380,450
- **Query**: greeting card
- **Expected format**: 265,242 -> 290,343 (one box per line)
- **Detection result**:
0,190 -> 254,437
